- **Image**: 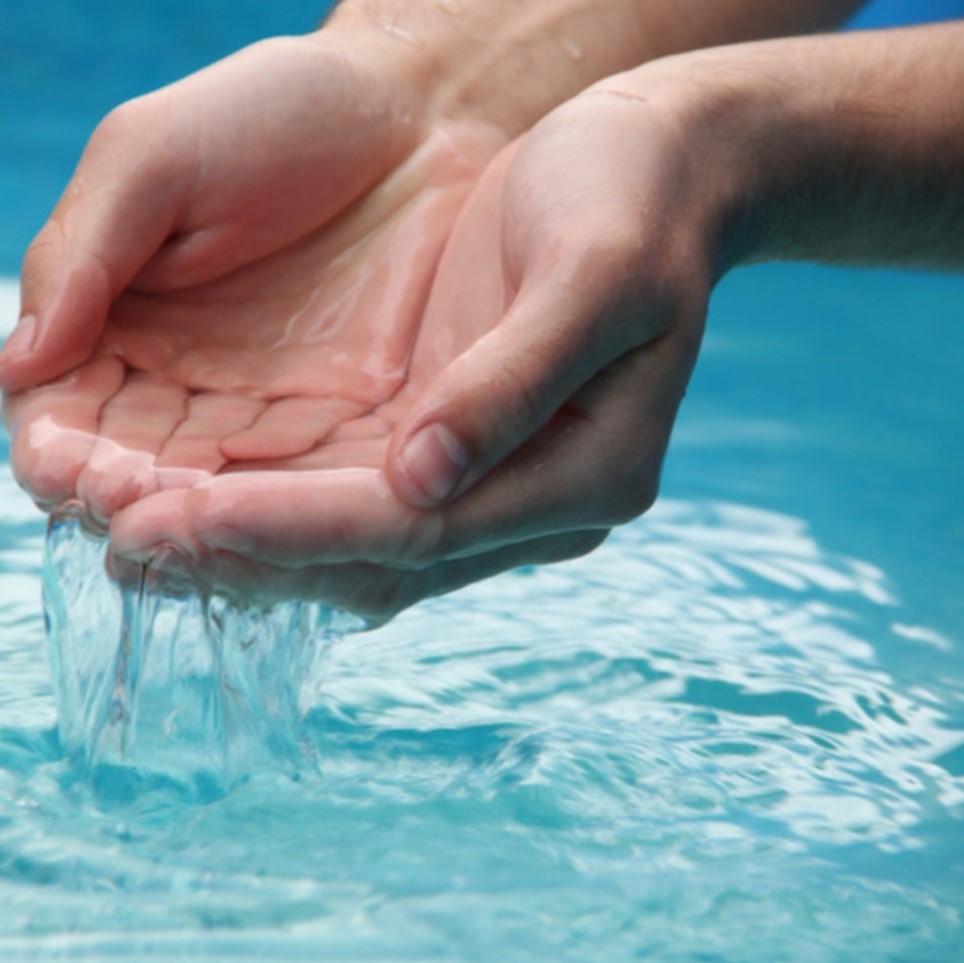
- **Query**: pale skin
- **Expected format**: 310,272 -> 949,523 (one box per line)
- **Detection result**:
9,3 -> 961,623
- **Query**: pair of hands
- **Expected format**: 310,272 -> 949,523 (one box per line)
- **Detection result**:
1,32 -> 715,622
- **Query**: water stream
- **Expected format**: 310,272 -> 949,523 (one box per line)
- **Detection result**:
43,514 -> 363,801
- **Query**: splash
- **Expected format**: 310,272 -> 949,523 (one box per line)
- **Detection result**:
42,513 -> 364,799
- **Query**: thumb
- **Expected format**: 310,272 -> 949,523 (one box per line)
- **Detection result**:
386,280 -> 642,510
0,107 -> 186,392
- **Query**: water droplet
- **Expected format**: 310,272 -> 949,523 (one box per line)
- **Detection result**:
560,36 -> 584,61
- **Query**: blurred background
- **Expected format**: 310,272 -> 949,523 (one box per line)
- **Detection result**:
2,0 -> 963,274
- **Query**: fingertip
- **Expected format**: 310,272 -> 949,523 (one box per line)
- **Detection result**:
104,549 -> 142,588
2,280 -> 108,393
109,489 -> 200,563
184,490 -> 254,555
106,537 -> 200,598
107,490 -> 203,594
0,316 -> 40,391
1,313 -> 38,356
14,200 -> 137,390
8,421 -> 92,509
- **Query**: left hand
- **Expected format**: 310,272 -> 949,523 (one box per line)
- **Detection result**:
106,67 -> 731,622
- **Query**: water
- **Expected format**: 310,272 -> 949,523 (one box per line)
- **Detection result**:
42,514 -> 363,800
2,433 -> 962,959
2,2 -> 964,959
2,263 -> 963,959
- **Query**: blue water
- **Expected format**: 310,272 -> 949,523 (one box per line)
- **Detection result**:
1,2 -> 963,960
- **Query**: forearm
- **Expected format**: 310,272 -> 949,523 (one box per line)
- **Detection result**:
325,0 -> 866,135
718,22 -> 964,270
599,21 -> 964,274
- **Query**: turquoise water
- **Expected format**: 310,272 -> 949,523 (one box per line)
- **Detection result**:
2,2 -> 964,960
1,262 -> 961,959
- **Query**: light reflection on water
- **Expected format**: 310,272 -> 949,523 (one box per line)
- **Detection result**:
0,459 -> 961,960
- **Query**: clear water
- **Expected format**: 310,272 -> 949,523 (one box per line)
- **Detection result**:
42,514 -> 365,799
2,2 -> 964,960
1,265 -> 962,959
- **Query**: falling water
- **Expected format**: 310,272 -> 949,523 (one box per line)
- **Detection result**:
42,512 -> 364,800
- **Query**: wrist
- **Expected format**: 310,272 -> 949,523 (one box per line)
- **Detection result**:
322,0 -> 868,142
604,41 -> 865,276
585,55 -> 769,284
322,0 -> 662,138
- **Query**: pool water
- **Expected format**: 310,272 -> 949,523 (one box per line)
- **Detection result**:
2,260 -> 962,959
2,2 -> 963,960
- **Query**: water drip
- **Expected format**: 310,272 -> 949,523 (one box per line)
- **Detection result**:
42,513 -> 365,799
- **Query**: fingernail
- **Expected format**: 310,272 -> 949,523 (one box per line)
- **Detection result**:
113,538 -> 196,569
0,314 -> 39,362
111,540 -> 161,564
149,542 -> 194,577
398,423 -> 469,507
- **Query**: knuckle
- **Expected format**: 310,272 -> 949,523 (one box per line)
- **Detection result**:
490,355 -> 545,441
88,97 -> 175,189
325,511 -> 358,560
23,222 -> 65,274
94,98 -> 147,143
9,418 -> 74,509
90,103 -> 139,153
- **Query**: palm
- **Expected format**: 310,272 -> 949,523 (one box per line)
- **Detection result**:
76,89 -> 708,621
5,37 -> 501,525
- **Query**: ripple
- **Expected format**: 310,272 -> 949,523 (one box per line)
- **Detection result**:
0,495 -> 960,959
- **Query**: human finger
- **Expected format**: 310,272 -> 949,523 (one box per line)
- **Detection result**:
157,390 -> 267,476
385,91 -> 713,513
3,354 -> 124,509
385,250 -> 694,512
413,329 -> 700,562
301,528 -> 608,625
108,468 -> 439,569
110,327 -> 697,576
219,396 -> 367,462
0,104 -> 190,392
73,372 -> 197,526
109,521 -> 607,625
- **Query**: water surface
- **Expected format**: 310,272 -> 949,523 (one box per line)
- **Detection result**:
1,263 -> 962,960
